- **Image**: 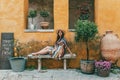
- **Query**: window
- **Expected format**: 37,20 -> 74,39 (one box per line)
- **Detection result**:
26,0 -> 54,32
69,0 -> 94,29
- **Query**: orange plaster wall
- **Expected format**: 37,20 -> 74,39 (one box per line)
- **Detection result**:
0,0 -> 120,42
0,0 -> 120,68
0,0 -> 24,39
95,0 -> 120,36
0,0 -> 74,43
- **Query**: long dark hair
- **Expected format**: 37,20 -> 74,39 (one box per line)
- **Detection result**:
56,29 -> 65,43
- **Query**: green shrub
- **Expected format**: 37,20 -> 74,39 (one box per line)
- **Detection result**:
75,20 -> 98,60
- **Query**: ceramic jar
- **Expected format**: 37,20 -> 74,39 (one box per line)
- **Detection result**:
101,30 -> 120,63
28,18 -> 35,30
28,23 -> 34,30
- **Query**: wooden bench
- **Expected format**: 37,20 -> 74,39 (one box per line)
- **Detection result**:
28,53 -> 76,71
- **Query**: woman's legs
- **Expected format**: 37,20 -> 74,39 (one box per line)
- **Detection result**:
32,46 -> 52,55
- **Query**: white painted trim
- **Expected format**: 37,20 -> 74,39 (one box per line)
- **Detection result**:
24,29 -> 54,33
68,29 -> 75,32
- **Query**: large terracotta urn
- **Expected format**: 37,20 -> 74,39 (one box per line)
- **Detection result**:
101,30 -> 120,63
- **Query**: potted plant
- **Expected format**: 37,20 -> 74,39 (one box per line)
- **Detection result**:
95,60 -> 111,77
75,20 -> 98,74
9,39 -> 29,72
40,10 -> 50,29
79,3 -> 90,20
28,10 -> 37,29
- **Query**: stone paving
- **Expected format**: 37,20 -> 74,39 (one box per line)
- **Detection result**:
0,69 -> 120,80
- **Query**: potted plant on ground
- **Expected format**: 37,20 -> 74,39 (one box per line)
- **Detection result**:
75,20 -> 98,74
9,39 -> 29,72
95,60 -> 111,77
40,10 -> 50,29
28,10 -> 37,30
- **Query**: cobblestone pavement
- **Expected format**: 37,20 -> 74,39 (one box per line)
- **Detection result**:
0,69 -> 120,80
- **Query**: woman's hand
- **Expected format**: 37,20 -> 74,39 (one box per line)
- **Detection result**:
52,48 -> 56,53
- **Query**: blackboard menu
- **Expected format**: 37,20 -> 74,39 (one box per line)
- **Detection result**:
0,33 -> 14,69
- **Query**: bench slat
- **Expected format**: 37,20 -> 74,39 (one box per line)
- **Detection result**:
28,53 -> 76,71
29,53 -> 76,59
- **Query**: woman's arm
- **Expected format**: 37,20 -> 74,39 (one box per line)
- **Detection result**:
66,45 -> 73,55
61,38 -> 73,55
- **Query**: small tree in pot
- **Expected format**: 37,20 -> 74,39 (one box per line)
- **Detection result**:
75,20 -> 98,74
28,10 -> 37,29
28,10 -> 37,24
9,39 -> 29,72
40,10 -> 50,29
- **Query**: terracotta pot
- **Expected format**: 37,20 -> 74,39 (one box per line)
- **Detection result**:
40,22 -> 49,29
101,30 -> 120,63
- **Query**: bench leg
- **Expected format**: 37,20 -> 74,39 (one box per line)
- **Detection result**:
64,59 -> 67,70
38,58 -> 41,71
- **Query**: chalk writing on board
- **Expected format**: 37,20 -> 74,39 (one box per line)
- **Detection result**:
1,33 -> 14,57
2,40 -> 13,56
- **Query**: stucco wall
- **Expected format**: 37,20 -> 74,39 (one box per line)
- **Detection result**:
0,0 -> 120,68
1,0 -> 120,41
95,0 -> 120,36
0,0 -> 74,42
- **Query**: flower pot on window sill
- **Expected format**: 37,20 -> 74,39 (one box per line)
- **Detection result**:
40,22 -> 49,29
28,23 -> 35,30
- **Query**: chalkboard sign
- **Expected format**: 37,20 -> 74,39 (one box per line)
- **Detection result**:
0,33 -> 14,69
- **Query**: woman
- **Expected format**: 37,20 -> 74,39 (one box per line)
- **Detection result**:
28,29 -> 72,58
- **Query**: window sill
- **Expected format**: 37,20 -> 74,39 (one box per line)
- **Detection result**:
68,29 -> 75,32
24,29 -> 54,33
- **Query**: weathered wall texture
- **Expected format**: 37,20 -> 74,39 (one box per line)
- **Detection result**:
0,0 -> 24,38
0,0 -> 120,68
1,0 -> 120,41
95,0 -> 120,36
